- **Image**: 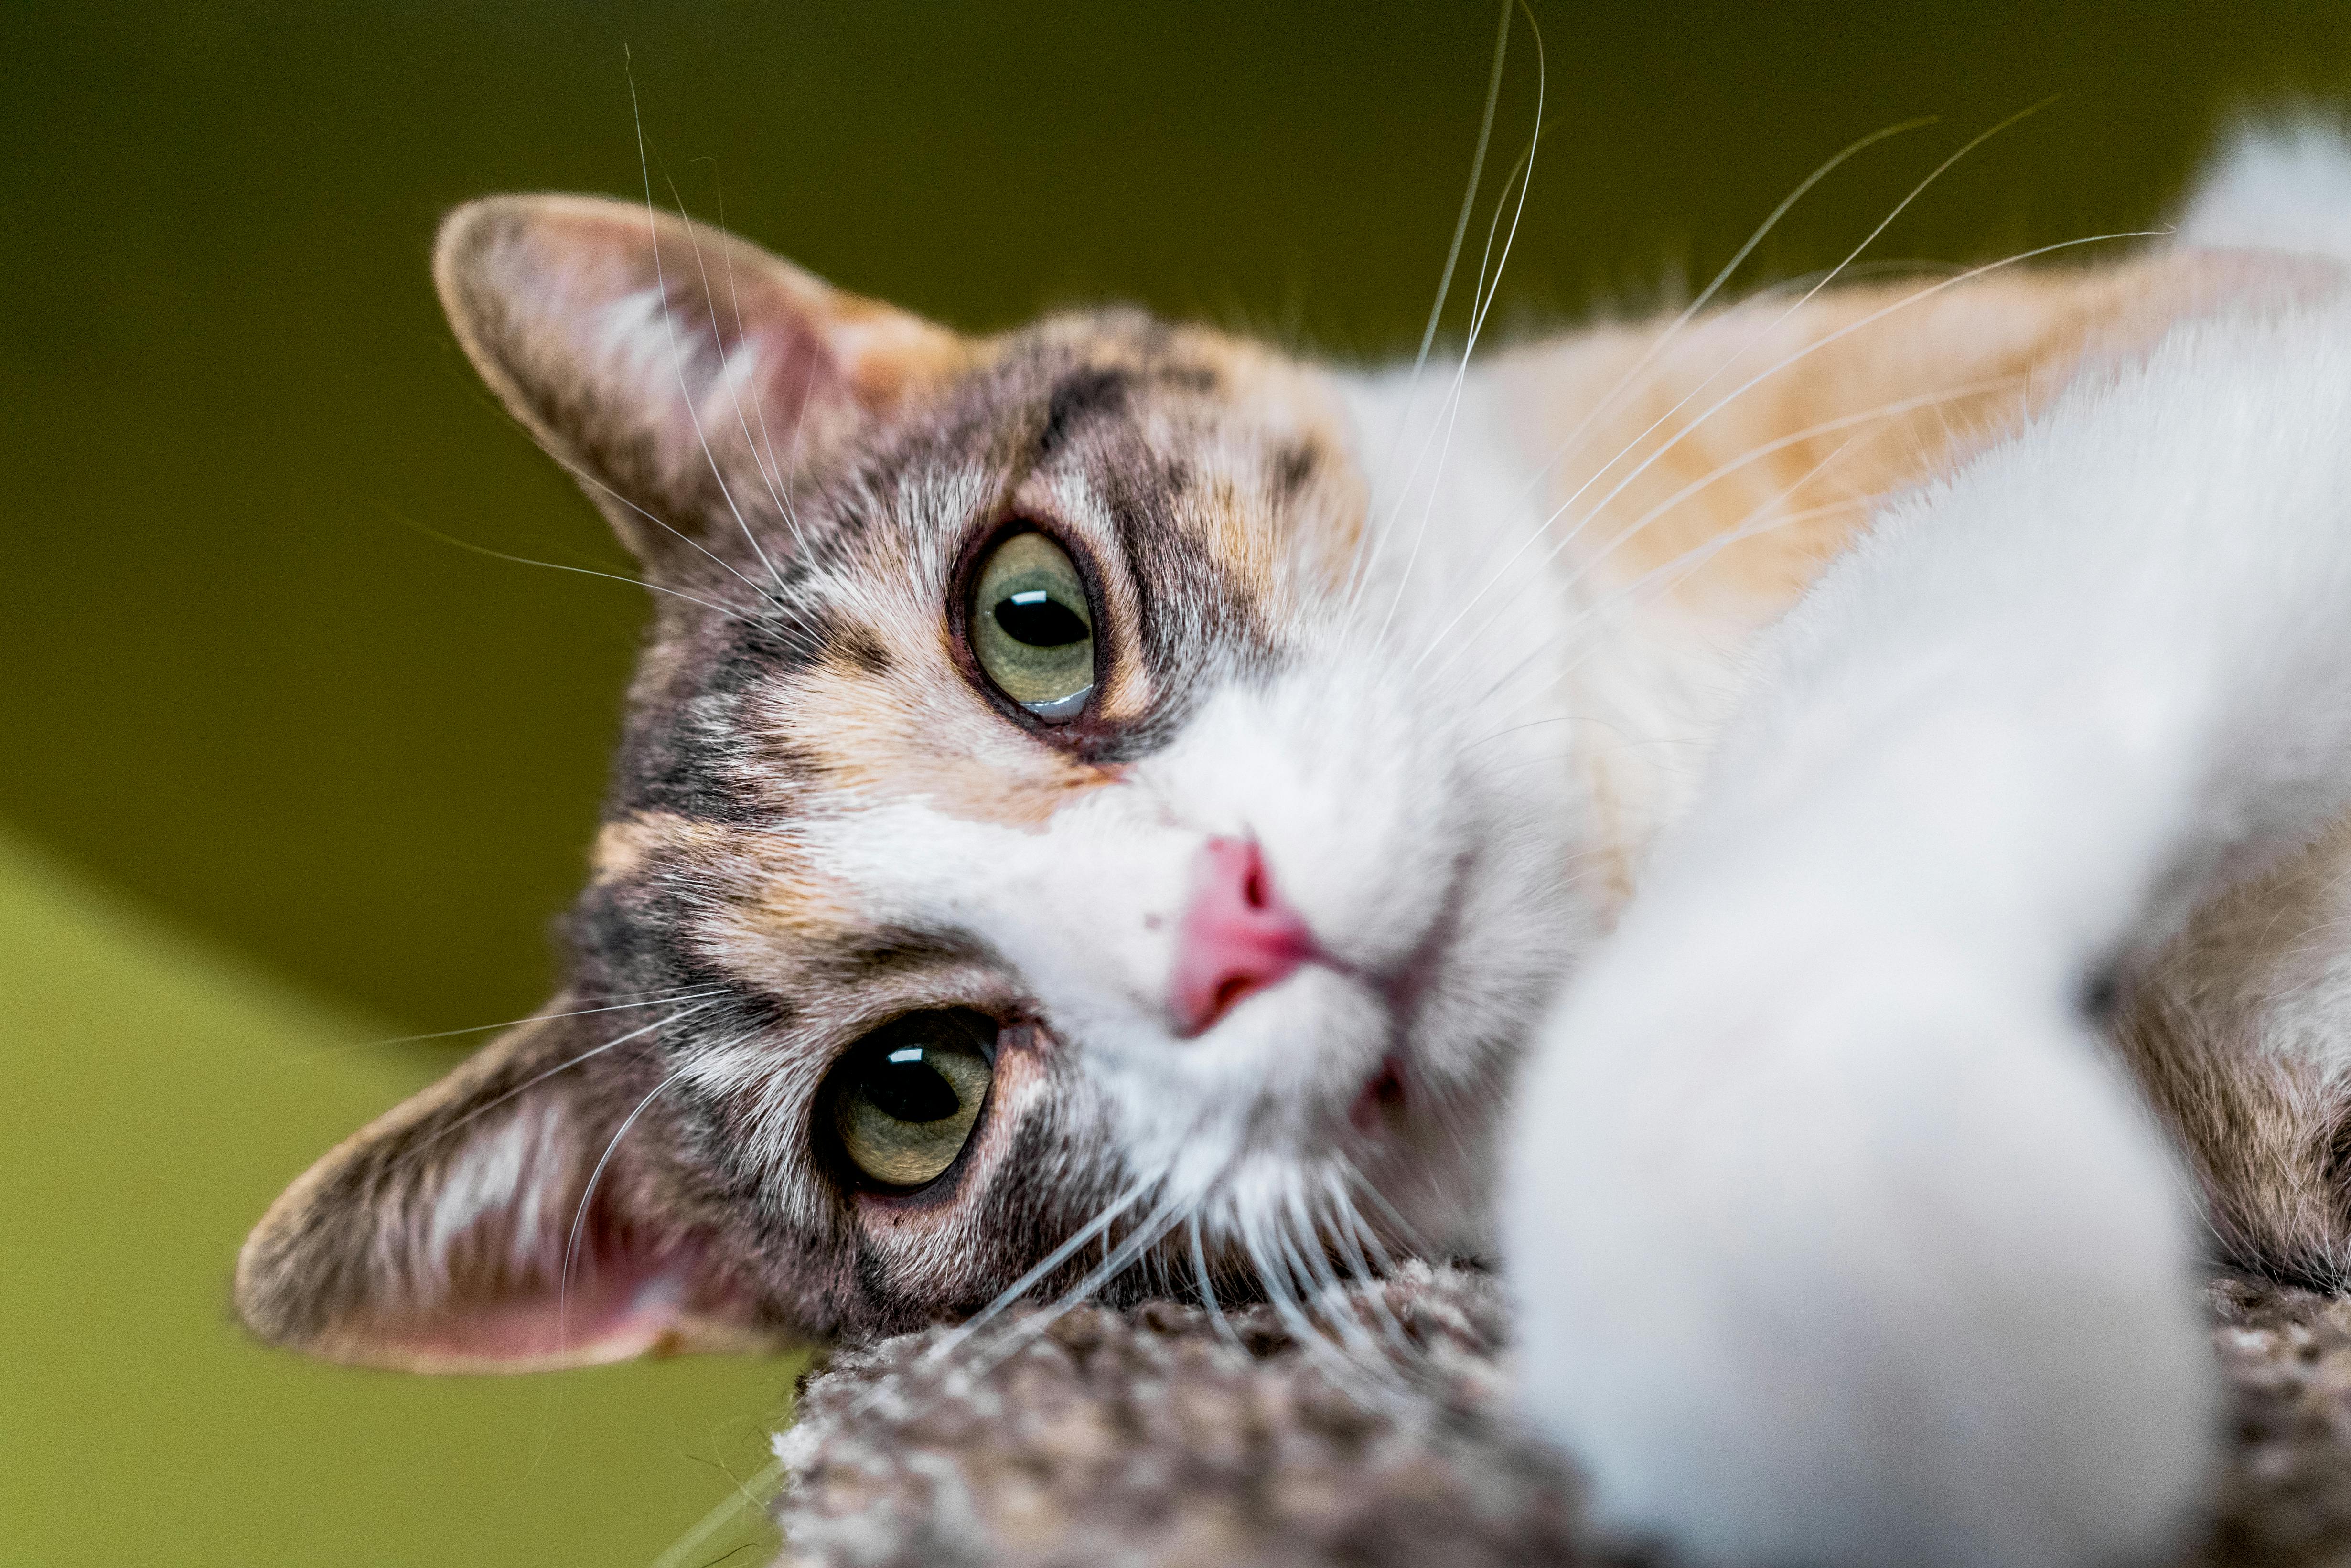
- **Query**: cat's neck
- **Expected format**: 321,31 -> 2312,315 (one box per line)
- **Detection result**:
1331,351 -> 1723,914
1332,252 -> 2321,899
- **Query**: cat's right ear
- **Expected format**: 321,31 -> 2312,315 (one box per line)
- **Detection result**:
434,194 -> 968,569
234,995 -> 780,1372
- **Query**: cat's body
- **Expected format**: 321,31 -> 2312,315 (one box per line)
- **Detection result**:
240,127 -> 2351,1566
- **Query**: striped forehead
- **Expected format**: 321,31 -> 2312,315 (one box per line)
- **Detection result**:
606,311 -> 1363,832
578,810 -> 1007,1045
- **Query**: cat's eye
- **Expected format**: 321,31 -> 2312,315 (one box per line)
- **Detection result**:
969,530 -> 1095,721
829,1011 -> 998,1191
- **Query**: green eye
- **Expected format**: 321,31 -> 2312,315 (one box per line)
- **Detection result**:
970,530 -> 1095,721
830,1012 -> 998,1190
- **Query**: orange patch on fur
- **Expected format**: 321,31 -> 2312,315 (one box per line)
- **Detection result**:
1497,250 -> 2342,621
591,811 -> 730,883
780,650 -> 1120,830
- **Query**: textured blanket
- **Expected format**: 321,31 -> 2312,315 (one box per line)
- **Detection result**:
769,1264 -> 2351,1567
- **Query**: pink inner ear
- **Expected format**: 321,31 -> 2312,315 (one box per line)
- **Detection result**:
356,1251 -> 697,1374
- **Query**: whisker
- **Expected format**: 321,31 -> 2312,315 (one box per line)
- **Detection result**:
275,985 -> 732,1064
941,1184 -> 1194,1390
1437,105 -> 2067,652
625,59 -> 774,608
1322,1166 -> 1413,1356
920,1176 -> 1156,1365
1342,1164 -> 1430,1257
393,1002 -> 719,1168
1357,1 -> 1546,635
1556,101 -> 2053,522
558,1065 -> 688,1357
824,1175 -> 1166,1434
1457,488 -> 1875,727
1404,0 -> 1514,393
1187,1209 -> 1243,1351
1422,228 -> 2154,671
1280,1182 -> 1383,1363
1241,1210 -> 1323,1349
375,503 -> 782,632
1255,1189 -> 1408,1401
711,172 -> 818,562
1499,116 -> 1937,517
496,431 -> 826,639
658,158 -> 800,592
1339,0 -> 1514,613
1417,376 -> 2015,691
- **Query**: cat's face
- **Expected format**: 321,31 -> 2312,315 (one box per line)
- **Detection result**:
236,196 -> 1577,1367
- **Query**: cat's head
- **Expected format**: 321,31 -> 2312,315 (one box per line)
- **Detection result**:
235,196 -> 1577,1369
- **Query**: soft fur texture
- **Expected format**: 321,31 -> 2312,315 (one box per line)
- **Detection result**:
1503,130 -> 2351,1568
236,112 -> 2351,1568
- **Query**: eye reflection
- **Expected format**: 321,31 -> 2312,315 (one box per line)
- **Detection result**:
830,1011 -> 998,1190
969,530 -> 1095,720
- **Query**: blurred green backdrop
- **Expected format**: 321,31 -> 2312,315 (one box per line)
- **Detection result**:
5,1 -> 2351,1564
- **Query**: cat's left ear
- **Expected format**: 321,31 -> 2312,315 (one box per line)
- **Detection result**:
434,193 -> 968,571
235,999 -> 781,1372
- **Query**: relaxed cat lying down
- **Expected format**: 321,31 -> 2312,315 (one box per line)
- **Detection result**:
238,123 -> 2351,1566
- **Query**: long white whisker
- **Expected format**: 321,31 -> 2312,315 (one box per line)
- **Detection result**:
1241,1214 -> 1322,1350
1424,230 -> 2152,675
625,60 -> 772,605
1340,0 -> 1514,612
1342,1164 -> 1429,1256
1563,101 -> 2052,513
1280,1183 -> 1381,1361
689,164 -> 816,556
1406,0 -> 1513,393
1188,1209 -> 1242,1351
558,1066 -> 687,1357
1554,506 -> 1865,676
1322,1167 -> 1412,1357
1449,105 -> 2065,647
1503,117 -> 1935,514
660,160 -> 799,593
534,440 -> 827,638
943,1185 -> 1194,1388
921,1177 -> 1156,1363
1359,2 -> 1546,638
438,361 -> 807,623
1454,435 -> 1883,723
397,1002 -> 719,1166
277,985 -> 730,1062
826,1175 -> 1163,1432
377,504 -> 781,631
1416,376 -> 2016,690
1253,1191 -> 1403,1399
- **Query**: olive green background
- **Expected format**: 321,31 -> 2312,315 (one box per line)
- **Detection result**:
6,2 -> 2351,1564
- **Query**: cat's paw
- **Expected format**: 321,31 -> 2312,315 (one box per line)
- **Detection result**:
1502,917 -> 2219,1568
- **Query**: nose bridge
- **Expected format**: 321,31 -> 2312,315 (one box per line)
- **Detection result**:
1169,837 -> 1322,1037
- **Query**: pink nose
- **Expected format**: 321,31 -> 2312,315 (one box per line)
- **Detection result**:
1170,838 -> 1321,1037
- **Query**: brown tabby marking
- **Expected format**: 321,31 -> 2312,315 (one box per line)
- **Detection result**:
2117,813 -> 2351,1289
1500,250 -> 2348,621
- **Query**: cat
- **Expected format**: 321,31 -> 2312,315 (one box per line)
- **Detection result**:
235,118 -> 2351,1567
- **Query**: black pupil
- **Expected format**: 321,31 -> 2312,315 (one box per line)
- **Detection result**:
993,589 -> 1088,648
863,1048 -> 962,1123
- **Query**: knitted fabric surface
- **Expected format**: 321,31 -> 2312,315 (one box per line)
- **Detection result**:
769,1264 -> 2351,1568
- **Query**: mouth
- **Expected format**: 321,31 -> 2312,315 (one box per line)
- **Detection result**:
1348,1054 -> 1410,1135
1342,855 -> 1469,1141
